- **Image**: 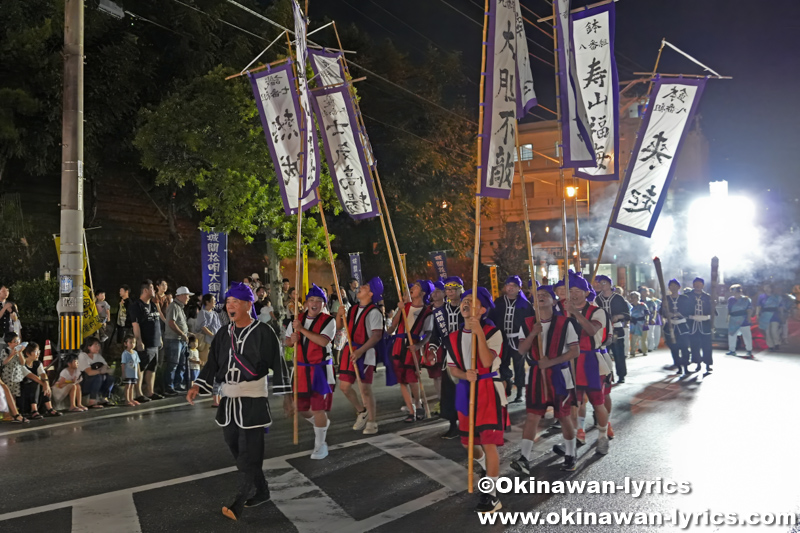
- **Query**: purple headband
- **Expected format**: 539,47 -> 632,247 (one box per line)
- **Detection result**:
595,274 -> 613,285
693,277 -> 705,285
415,279 -> 435,305
305,283 -> 327,305
367,277 -> 384,304
505,275 -> 522,287
444,276 -> 464,288
668,278 -> 681,287
461,287 -> 495,318
225,282 -> 255,302
433,280 -> 445,291
537,285 -> 556,300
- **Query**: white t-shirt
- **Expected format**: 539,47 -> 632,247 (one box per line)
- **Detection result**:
348,306 -> 384,366
59,367 -> 82,385
77,352 -> 108,374
258,304 -> 275,324
531,318 -> 579,356
588,308 -> 609,347
285,315 -> 336,343
406,305 -> 434,340
446,328 -> 503,372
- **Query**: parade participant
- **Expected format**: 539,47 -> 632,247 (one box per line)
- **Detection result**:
445,287 -> 506,514
757,284 -> 783,351
594,275 -> 631,383
661,279 -> 693,374
284,284 -> 336,460
424,281 -> 447,412
628,291 -> 650,356
388,280 -> 434,422
512,285 -> 580,473
565,272 -> 611,455
726,284 -> 753,357
554,278 -> 567,316
688,278 -> 715,373
428,276 -> 465,439
337,277 -> 384,435
644,288 -> 663,351
186,282 -> 292,522
488,276 -> 533,403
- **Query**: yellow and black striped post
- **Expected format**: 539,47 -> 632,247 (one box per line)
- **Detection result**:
60,312 -> 82,352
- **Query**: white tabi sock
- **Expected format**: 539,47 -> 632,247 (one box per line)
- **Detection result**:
598,425 -> 608,437
475,452 -> 487,472
577,416 -> 586,430
490,476 -> 499,497
314,419 -> 330,449
520,439 -> 534,460
565,438 -> 576,457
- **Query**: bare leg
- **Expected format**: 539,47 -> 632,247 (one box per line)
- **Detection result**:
482,444 -> 500,478
362,384 -> 376,422
522,412 -> 542,442
339,381 -> 364,413
1,382 -> 20,417
399,383 -> 414,413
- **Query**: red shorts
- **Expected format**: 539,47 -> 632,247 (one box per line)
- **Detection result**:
526,391 -> 575,418
577,387 -> 605,407
459,429 -> 505,447
603,375 -> 613,396
393,359 -> 418,384
339,365 -> 375,385
425,365 -> 443,379
297,392 -> 333,412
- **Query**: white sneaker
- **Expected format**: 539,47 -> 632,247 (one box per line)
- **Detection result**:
400,405 -> 409,413
353,410 -> 369,431
310,442 -> 329,460
596,435 -> 610,455
544,406 -> 554,420
363,421 -> 378,435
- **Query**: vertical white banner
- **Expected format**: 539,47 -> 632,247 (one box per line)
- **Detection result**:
292,0 -> 320,195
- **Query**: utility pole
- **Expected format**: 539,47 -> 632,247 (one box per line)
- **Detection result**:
59,0 -> 84,353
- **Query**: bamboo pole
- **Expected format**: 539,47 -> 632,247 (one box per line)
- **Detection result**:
537,0 -> 617,23
330,22 -> 430,418
514,121 -> 549,400
225,56 -> 290,80
590,40 -> 665,283
467,0 -> 490,495
572,175 -> 582,273
285,30 -> 306,446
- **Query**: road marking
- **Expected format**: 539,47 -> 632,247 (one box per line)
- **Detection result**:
370,433 -> 466,492
71,492 -> 141,533
338,487 -> 454,533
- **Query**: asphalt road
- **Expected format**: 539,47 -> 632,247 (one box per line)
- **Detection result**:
1,347 -> 799,532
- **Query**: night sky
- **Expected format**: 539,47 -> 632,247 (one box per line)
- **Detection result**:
302,0 -> 800,200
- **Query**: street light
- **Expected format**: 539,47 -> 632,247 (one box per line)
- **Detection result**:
566,186 -> 578,198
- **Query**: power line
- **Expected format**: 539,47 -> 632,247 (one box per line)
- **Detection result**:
436,0 -> 482,27
337,0 -> 430,57
361,113 -> 474,159
167,0 -> 269,42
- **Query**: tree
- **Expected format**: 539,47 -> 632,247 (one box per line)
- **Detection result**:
492,221 -> 529,286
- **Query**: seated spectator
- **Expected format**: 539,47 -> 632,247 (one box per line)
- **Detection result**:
0,372 -> 28,423
121,334 -> 140,407
53,355 -> 86,412
19,342 -> 61,418
1,332 -> 25,401
78,337 -> 115,408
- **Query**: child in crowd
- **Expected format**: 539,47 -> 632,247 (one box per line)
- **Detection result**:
1,332 -> 25,400
121,334 -> 140,407
628,291 -> 650,356
187,334 -> 201,386
20,342 -> 61,418
95,290 -> 111,342
53,355 -> 86,412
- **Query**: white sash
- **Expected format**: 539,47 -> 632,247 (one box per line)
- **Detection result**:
221,376 -> 268,398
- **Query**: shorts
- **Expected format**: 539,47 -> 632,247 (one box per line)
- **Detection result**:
339,365 -> 375,385
459,428 -> 505,447
603,375 -> 613,395
138,347 -> 160,372
297,392 -> 333,412
425,365 -> 443,379
392,359 -> 418,384
576,386 -> 605,407
526,391 -> 575,418
122,378 -> 138,385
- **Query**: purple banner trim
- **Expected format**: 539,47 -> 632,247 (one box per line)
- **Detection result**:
308,48 -> 345,86
309,84 -> 379,220
609,77 -> 707,237
555,0 -> 595,169
478,0 -> 499,198
249,65 -> 319,216
573,2 -> 620,182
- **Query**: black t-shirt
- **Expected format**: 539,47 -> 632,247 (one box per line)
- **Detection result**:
128,299 -> 162,348
0,301 -> 19,334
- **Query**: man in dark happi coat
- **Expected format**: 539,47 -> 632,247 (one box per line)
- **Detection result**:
688,277 -> 715,373
661,279 -> 694,374
488,275 -> 534,403
187,282 -> 292,522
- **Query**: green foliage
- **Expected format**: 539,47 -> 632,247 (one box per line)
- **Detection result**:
10,278 -> 59,322
134,65 -> 340,257
492,222 -> 530,285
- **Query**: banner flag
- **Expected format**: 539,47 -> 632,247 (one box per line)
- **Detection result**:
249,64 -> 319,216
430,251 -> 449,280
311,85 -> 379,219
555,0 -> 595,168
489,265 -> 500,300
479,0 -> 538,199
610,77 -> 707,237
291,0 -> 320,195
573,3 -> 619,181
201,231 -> 228,312
308,48 -> 345,88
349,253 -> 362,285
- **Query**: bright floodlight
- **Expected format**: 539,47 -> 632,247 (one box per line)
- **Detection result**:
687,193 -> 758,271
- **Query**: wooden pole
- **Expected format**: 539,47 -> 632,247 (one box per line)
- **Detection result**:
537,0 -> 616,23
330,21 -> 430,419
572,176 -> 582,273
467,0 -> 490,495
590,40 -> 665,284
514,121 -> 549,399
285,30 -> 306,446
225,56 -> 289,80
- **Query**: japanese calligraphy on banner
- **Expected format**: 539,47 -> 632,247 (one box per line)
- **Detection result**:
249,65 -> 319,216
308,48 -> 345,88
310,85 -> 379,219
480,0 -> 538,199
201,231 -> 228,311
292,0 -> 320,195
489,265 -> 500,300
573,3 -> 619,181
430,251 -> 448,280
555,0 -> 595,168
349,253 -> 362,285
610,78 -> 707,237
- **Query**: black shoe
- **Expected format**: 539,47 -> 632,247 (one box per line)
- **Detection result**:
416,408 -> 425,421
440,425 -> 460,440
149,393 -> 165,400
677,366 -> 685,375
222,496 -> 246,521
403,414 -> 416,423
510,455 -> 531,475
617,377 -> 625,384
135,396 -> 151,403
553,444 -> 566,456
576,439 -> 585,448
244,490 -> 271,508
560,455 -> 577,471
690,364 -> 702,373
474,493 -> 502,514
551,420 -> 562,430
511,394 -> 523,404
164,389 -> 179,397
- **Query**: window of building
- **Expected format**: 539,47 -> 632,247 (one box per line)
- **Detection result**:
512,143 -> 534,162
